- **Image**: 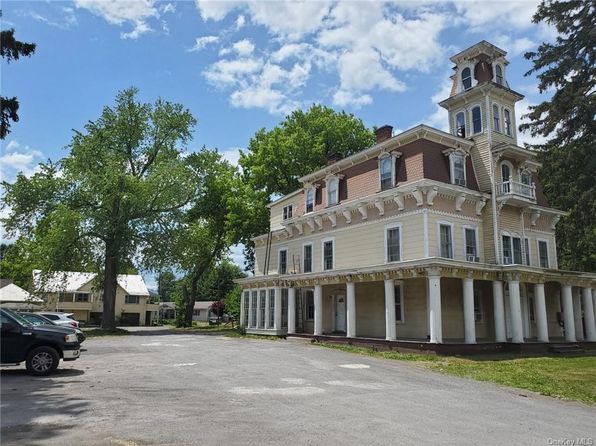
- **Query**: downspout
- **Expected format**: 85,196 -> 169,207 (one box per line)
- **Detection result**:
487,94 -> 501,265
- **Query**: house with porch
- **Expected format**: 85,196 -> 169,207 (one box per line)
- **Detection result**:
236,41 -> 596,350
33,270 -> 159,326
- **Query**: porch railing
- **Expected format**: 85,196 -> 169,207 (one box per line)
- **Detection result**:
496,180 -> 536,200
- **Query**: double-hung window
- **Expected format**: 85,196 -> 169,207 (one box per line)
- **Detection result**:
243,291 -> 250,326
538,240 -> 549,268
504,109 -> 512,136
322,239 -> 334,271
495,65 -> 503,85
386,225 -> 401,262
524,238 -> 531,266
75,293 -> 89,302
282,205 -> 293,220
455,112 -> 466,137
305,188 -> 315,213
327,177 -> 339,206
268,289 -> 275,328
278,249 -> 287,274
251,291 -> 258,327
472,106 -> 482,134
512,237 -> 523,264
303,244 -> 313,273
281,289 -> 288,328
259,290 -> 266,328
451,152 -> 466,186
464,227 -> 477,261
380,155 -> 393,191
125,295 -> 139,304
502,235 -> 522,264
493,104 -> 501,132
502,235 -> 512,264
439,224 -> 453,259
394,282 -> 404,323
462,67 -> 472,90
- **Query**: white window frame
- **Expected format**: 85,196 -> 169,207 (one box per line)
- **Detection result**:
449,150 -> 467,187
75,292 -> 90,302
454,110 -> 467,137
305,186 -> 315,214
321,237 -> 335,271
501,231 -> 513,265
394,280 -> 405,324
384,222 -> 403,263
302,242 -> 313,273
461,66 -> 472,91
519,169 -> 532,186
524,237 -> 531,266
503,108 -> 513,137
494,63 -> 504,86
268,288 -> 275,328
325,176 -> 340,207
278,247 -> 288,274
125,295 -> 139,304
500,160 -> 514,183
437,221 -> 455,259
471,104 -> 483,135
282,204 -> 293,220
378,152 -> 397,191
462,225 -> 479,262
492,103 -> 501,133
537,238 -> 549,268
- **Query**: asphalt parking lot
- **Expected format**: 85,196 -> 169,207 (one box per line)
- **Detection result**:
1,330 -> 594,446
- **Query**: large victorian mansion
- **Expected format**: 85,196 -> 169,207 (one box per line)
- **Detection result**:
236,41 -> 596,351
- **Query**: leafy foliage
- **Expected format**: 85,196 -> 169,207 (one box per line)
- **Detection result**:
0,28 -> 36,139
521,1 -> 596,271
157,271 -> 177,302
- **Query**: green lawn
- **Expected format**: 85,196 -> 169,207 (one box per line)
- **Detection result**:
82,327 -> 131,337
317,343 -> 596,405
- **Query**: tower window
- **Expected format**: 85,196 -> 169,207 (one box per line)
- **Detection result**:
504,109 -> 512,136
455,112 -> 466,137
379,155 -> 393,191
462,67 -> 472,90
493,104 -> 500,132
496,65 -> 503,85
472,106 -> 482,134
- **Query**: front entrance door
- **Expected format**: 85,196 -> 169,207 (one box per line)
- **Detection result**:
334,294 -> 346,333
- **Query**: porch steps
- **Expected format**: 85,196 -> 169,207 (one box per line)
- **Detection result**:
548,343 -> 584,355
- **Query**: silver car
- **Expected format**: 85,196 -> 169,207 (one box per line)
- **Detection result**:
35,312 -> 80,329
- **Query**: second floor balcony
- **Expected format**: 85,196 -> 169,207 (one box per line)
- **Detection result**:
496,180 -> 536,204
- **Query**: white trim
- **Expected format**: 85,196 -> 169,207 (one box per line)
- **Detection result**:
302,241 -> 313,273
492,102 -> 502,133
423,209 -> 429,257
282,204 -> 293,221
454,109 -> 467,137
384,222 -> 403,263
325,176 -> 340,207
462,224 -> 479,262
321,237 -> 335,271
460,65 -> 473,92
494,63 -> 505,86
278,247 -> 288,274
537,238 -> 550,268
437,221 -> 455,259
394,280 -> 405,324
304,186 -> 315,214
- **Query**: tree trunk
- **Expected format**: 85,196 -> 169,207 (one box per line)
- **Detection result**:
182,275 -> 199,327
101,239 -> 119,329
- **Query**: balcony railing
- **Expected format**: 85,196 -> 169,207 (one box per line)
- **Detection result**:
496,180 -> 535,200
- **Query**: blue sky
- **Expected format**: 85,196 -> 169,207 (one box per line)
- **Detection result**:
1,1 -> 556,288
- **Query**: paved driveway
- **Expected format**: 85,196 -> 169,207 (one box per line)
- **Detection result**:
1,332 -> 594,445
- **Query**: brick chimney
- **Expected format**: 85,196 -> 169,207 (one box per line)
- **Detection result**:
375,125 -> 393,143
326,152 -> 342,165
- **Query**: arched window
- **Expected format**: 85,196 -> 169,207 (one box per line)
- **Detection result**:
305,187 -> 315,213
450,152 -> 466,186
379,155 -> 393,191
493,104 -> 500,132
495,65 -> 503,85
472,106 -> 482,134
504,109 -> 512,136
462,67 -> 472,90
501,162 -> 511,182
455,112 -> 466,137
327,177 -> 338,206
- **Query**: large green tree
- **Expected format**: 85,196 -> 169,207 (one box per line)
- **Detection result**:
239,104 -> 375,270
521,1 -> 595,271
2,88 -> 196,327
157,270 -> 177,302
1,28 -> 36,139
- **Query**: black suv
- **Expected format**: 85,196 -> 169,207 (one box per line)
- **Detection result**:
1,308 -> 81,376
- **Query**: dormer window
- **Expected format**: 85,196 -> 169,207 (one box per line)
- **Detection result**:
504,109 -> 512,136
448,151 -> 467,187
493,104 -> 501,132
326,176 -> 339,206
455,112 -> 466,137
305,187 -> 315,214
282,205 -> 293,220
471,106 -> 482,134
495,65 -> 503,85
462,67 -> 472,90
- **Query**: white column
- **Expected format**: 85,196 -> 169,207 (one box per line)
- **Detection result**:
240,291 -> 246,327
273,287 -> 282,331
582,287 -> 596,342
508,279 -> 524,343
314,284 -> 323,336
287,287 -> 296,335
463,278 -> 476,344
256,290 -> 263,329
346,282 -> 356,338
264,290 -> 271,329
428,273 -> 442,343
534,283 -> 549,342
561,284 -> 576,342
493,280 -> 506,342
248,291 -> 254,327
572,288 -> 584,341
384,279 -> 396,341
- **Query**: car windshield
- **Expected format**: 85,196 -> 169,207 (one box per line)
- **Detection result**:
20,313 -> 54,326
2,309 -> 33,327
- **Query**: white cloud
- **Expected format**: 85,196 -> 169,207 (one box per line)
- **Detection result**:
235,14 -> 246,29
219,147 -> 243,167
160,3 -> 175,14
188,35 -> 220,52
454,1 -> 540,32
0,140 -> 44,183
228,243 -> 247,270
194,0 -> 241,21
516,98 -> 548,147
204,57 -> 263,86
422,74 -> 453,132
5,140 -> 19,151
75,0 -> 159,39
232,39 -> 255,56
247,1 -> 332,39
493,35 -> 535,58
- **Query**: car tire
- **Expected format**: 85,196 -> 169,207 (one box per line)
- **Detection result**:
26,346 -> 60,376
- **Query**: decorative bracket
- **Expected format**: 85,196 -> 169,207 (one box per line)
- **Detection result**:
530,210 -> 541,226
455,193 -> 466,212
327,213 -> 337,227
314,216 -> 323,230
475,198 -> 487,215
306,218 -> 315,232
374,199 -> 385,216
551,214 -> 561,229
357,204 -> 368,220
412,188 -> 424,206
393,193 -> 405,211
426,187 -> 438,206
294,222 -> 303,236
342,209 -> 352,224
